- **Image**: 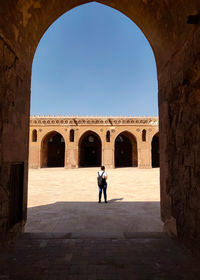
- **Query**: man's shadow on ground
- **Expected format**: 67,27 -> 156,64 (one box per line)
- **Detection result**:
108,198 -> 123,203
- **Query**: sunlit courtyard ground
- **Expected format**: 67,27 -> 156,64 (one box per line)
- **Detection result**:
25,168 -> 162,233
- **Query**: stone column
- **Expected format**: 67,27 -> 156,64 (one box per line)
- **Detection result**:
102,142 -> 114,169
28,142 -> 40,168
137,141 -> 152,168
65,142 -> 78,168
102,145 -> 115,168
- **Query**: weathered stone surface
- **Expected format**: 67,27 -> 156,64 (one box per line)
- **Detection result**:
159,21 -> 200,253
0,36 -> 30,233
0,233 -> 200,279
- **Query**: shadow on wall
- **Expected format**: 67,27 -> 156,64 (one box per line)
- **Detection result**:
25,201 -> 162,233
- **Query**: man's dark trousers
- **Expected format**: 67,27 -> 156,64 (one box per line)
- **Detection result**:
99,184 -> 107,202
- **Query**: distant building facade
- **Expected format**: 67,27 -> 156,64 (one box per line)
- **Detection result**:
29,116 -> 159,169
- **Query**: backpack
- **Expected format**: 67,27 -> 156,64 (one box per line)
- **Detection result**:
97,171 -> 105,187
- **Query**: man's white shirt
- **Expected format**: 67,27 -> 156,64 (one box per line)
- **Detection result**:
97,171 -> 107,178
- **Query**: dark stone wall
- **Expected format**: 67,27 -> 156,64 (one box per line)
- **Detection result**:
159,24 -> 200,252
0,35 -> 30,234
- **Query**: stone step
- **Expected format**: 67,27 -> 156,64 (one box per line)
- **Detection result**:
19,231 -> 167,240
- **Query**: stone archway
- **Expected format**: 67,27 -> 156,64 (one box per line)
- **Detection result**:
152,132 -> 159,168
115,131 -> 138,167
0,0 -> 200,252
41,131 -> 65,168
79,131 -> 101,167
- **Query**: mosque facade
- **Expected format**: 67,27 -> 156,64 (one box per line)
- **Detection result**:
29,116 -> 159,169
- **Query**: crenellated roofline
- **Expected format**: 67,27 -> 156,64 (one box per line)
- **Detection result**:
30,116 -> 158,126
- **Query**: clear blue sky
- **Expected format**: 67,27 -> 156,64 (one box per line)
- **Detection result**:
31,2 -> 158,116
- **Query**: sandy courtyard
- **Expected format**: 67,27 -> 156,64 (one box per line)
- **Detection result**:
25,168 -> 162,233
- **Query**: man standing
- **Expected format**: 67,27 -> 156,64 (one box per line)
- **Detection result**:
97,166 -> 108,203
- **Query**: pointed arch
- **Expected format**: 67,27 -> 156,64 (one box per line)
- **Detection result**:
70,129 -> 75,142
106,131 -> 110,142
152,132 -> 159,167
79,130 -> 102,167
142,129 -> 146,142
41,131 -> 65,167
114,131 -> 138,167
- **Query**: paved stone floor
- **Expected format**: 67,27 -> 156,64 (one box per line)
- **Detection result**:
1,168 -> 200,279
26,168 -> 162,233
0,232 -> 200,279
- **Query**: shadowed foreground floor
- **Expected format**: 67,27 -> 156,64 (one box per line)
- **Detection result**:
0,232 -> 200,280
4,168 -> 197,279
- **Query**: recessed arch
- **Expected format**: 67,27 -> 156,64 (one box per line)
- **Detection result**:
142,129 -> 146,142
70,129 -> 75,142
79,130 -> 102,167
152,132 -> 159,168
106,131 -> 110,142
41,131 -> 65,168
114,131 -> 138,167
32,129 -> 37,142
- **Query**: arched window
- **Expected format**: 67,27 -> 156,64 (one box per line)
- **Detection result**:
106,131 -> 110,142
32,129 -> 37,142
70,129 -> 74,142
142,129 -> 146,142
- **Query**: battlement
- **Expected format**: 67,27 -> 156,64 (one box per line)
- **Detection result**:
30,116 -> 159,126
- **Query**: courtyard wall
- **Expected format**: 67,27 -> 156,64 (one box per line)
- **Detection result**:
29,116 -> 159,169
